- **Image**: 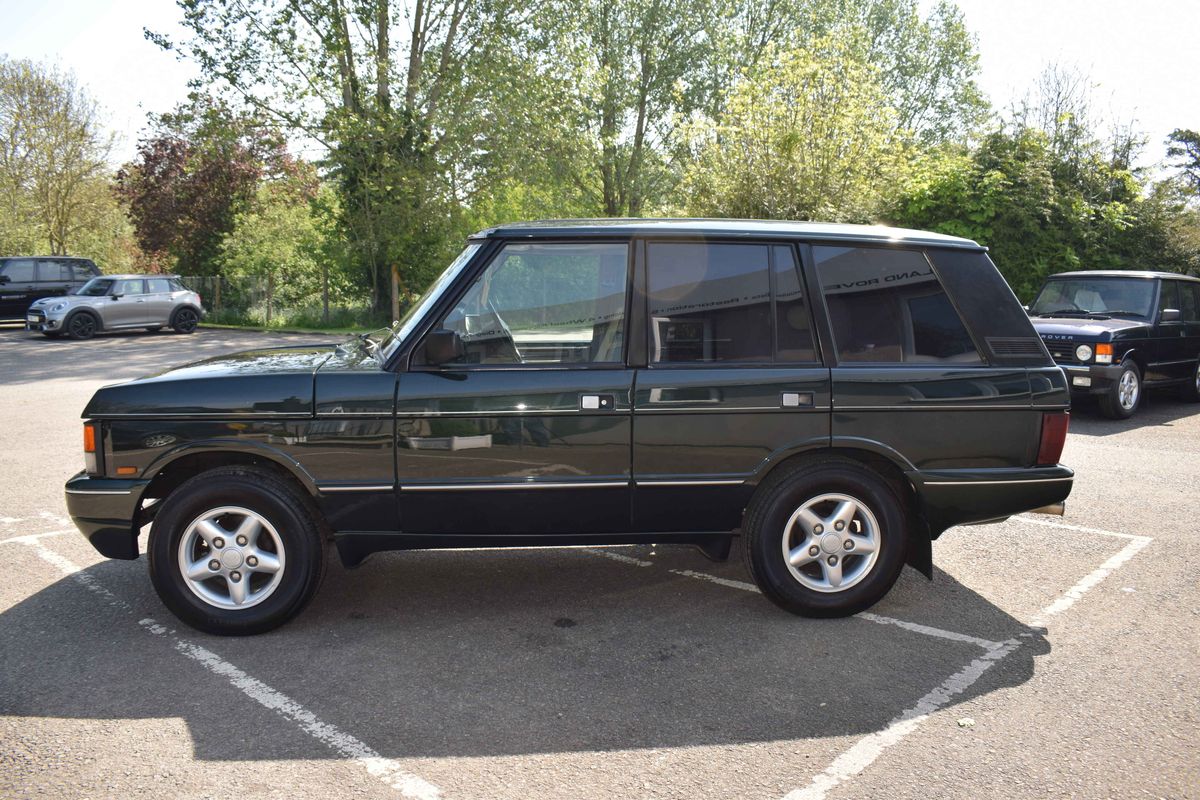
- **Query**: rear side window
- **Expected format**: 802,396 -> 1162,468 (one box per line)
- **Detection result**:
1181,282 -> 1200,322
113,279 -> 146,295
1,259 -> 36,283
646,242 -> 816,364
814,246 -> 982,364
147,278 -> 172,293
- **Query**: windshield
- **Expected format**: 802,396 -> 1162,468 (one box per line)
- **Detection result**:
1029,278 -> 1155,318
378,243 -> 483,360
77,278 -> 115,297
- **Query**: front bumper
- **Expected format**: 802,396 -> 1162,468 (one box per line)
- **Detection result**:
1060,363 -> 1124,394
65,472 -> 150,559
24,310 -> 65,332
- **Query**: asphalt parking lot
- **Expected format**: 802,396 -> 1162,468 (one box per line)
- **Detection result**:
0,324 -> 1197,800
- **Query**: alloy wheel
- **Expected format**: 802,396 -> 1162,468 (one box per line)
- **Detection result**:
177,506 -> 285,610
1118,368 -> 1140,411
780,493 -> 881,593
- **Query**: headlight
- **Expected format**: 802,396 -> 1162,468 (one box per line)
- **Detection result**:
49,302 -> 68,312
1075,344 -> 1093,362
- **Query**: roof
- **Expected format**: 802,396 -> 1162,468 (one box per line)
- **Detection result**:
0,255 -> 94,261
93,274 -> 181,280
470,218 -> 984,250
1049,270 -> 1200,282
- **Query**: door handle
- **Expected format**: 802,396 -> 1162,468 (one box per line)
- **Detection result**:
781,392 -> 814,408
580,394 -> 615,411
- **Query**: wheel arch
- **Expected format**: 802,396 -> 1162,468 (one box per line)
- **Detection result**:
141,441 -> 320,506
65,306 -> 103,331
746,440 -> 932,579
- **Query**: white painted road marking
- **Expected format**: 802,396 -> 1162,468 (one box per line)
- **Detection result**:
1017,514 -> 1148,541
17,536 -> 441,800
783,528 -> 1154,800
0,529 -> 70,545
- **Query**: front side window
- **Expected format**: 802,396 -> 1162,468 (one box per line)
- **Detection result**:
815,246 -> 981,364
1030,278 -> 1155,319
78,278 -> 114,297
1,259 -> 36,283
1179,282 -> 1200,322
435,242 -> 628,366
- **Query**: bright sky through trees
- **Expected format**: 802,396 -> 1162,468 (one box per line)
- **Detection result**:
0,0 -> 1195,168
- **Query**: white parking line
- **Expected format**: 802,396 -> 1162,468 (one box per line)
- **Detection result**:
1016,514 -> 1148,541
783,529 -> 1154,800
583,547 -> 654,567
0,529 -> 70,545
17,536 -> 441,800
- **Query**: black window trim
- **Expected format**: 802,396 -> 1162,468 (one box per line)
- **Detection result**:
406,236 -> 637,374
808,240 -> 988,369
640,235 -> 822,370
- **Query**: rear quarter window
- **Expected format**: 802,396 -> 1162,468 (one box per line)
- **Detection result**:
813,246 -> 981,364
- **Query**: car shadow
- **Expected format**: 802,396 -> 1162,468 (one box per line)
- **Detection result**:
0,545 -> 1048,763
1068,391 -> 1199,436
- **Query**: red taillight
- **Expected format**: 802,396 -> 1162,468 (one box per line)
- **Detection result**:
1036,411 -> 1069,466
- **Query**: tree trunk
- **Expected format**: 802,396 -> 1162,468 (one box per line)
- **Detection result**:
322,262 -> 329,325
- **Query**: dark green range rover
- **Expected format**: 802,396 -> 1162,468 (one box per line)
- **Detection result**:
66,220 -> 1073,635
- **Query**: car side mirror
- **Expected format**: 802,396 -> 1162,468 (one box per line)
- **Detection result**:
1160,308 -> 1181,322
422,329 -> 465,365
110,292 -> 123,300
1022,304 -> 1030,314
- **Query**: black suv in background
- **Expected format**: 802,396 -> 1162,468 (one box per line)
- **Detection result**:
65,220 -> 1073,635
0,256 -> 101,320
1028,271 -> 1200,418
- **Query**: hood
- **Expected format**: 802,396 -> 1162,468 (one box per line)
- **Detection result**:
1029,316 -> 1148,341
30,294 -> 93,311
83,344 -> 346,418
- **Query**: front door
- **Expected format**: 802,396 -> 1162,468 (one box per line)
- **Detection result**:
0,259 -> 38,317
105,278 -> 151,327
632,240 -> 831,533
1151,280 -> 1190,382
397,240 -> 635,535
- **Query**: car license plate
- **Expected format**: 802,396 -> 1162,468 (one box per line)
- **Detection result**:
26,315 -> 38,323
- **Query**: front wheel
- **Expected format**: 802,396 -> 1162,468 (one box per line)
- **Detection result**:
171,308 -> 199,334
148,466 -> 325,635
1099,360 -> 1141,419
65,311 -> 98,340
743,459 -> 908,618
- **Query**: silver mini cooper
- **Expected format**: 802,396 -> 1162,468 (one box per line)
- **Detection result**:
25,275 -> 204,340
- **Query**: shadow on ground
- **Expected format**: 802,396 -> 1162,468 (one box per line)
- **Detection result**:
0,544 -> 1047,763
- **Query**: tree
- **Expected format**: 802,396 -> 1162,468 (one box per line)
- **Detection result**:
682,33 -> 908,222
0,58 -> 115,255
115,98 -> 290,274
1167,129 -> 1200,196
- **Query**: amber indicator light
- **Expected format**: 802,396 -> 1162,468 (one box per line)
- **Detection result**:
83,424 -> 96,453
116,466 -> 137,476
1096,343 -> 1113,356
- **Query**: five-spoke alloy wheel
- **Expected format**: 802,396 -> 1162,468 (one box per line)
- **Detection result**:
744,458 -> 907,617
149,466 -> 325,635
1099,359 -> 1141,419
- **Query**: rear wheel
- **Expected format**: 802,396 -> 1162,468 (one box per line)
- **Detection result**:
148,466 -> 325,635
65,311 -> 98,340
171,307 -> 199,334
1179,359 -> 1200,403
1099,360 -> 1141,419
743,458 -> 908,617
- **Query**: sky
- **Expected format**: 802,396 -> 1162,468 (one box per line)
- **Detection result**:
0,0 -> 1196,169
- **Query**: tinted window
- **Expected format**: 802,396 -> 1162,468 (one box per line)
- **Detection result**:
1181,283 -> 1200,322
35,261 -> 66,282
436,242 -> 628,365
647,243 -> 772,363
1,259 -> 36,283
147,278 -> 172,293
113,279 -> 145,296
79,278 -> 114,297
814,246 -> 981,364
1158,281 -> 1178,319
169,279 -> 186,291
70,262 -> 96,281
773,245 -> 816,362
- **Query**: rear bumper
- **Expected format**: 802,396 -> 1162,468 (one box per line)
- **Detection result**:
64,472 -> 150,559
912,465 -> 1074,538
1061,364 -> 1123,395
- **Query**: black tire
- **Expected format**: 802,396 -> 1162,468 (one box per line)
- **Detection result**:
145,326 -> 163,332
171,307 -> 199,334
148,466 -> 326,635
64,310 -> 99,340
743,458 -> 908,618
1179,359 -> 1200,403
1098,359 -> 1141,419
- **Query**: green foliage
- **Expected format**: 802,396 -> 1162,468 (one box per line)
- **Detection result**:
682,33 -> 909,221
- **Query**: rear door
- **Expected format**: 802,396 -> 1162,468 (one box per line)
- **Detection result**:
35,259 -> 73,299
1179,281 -> 1200,377
143,277 -> 177,325
397,240 -> 635,535
631,239 -> 830,533
0,259 -> 38,317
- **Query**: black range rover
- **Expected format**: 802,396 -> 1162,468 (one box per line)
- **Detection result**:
1028,271 -> 1200,419
65,220 -> 1074,634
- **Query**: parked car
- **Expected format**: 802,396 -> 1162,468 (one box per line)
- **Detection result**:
65,220 -> 1073,635
1028,271 -> 1200,419
0,256 -> 100,320
25,274 -> 204,339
